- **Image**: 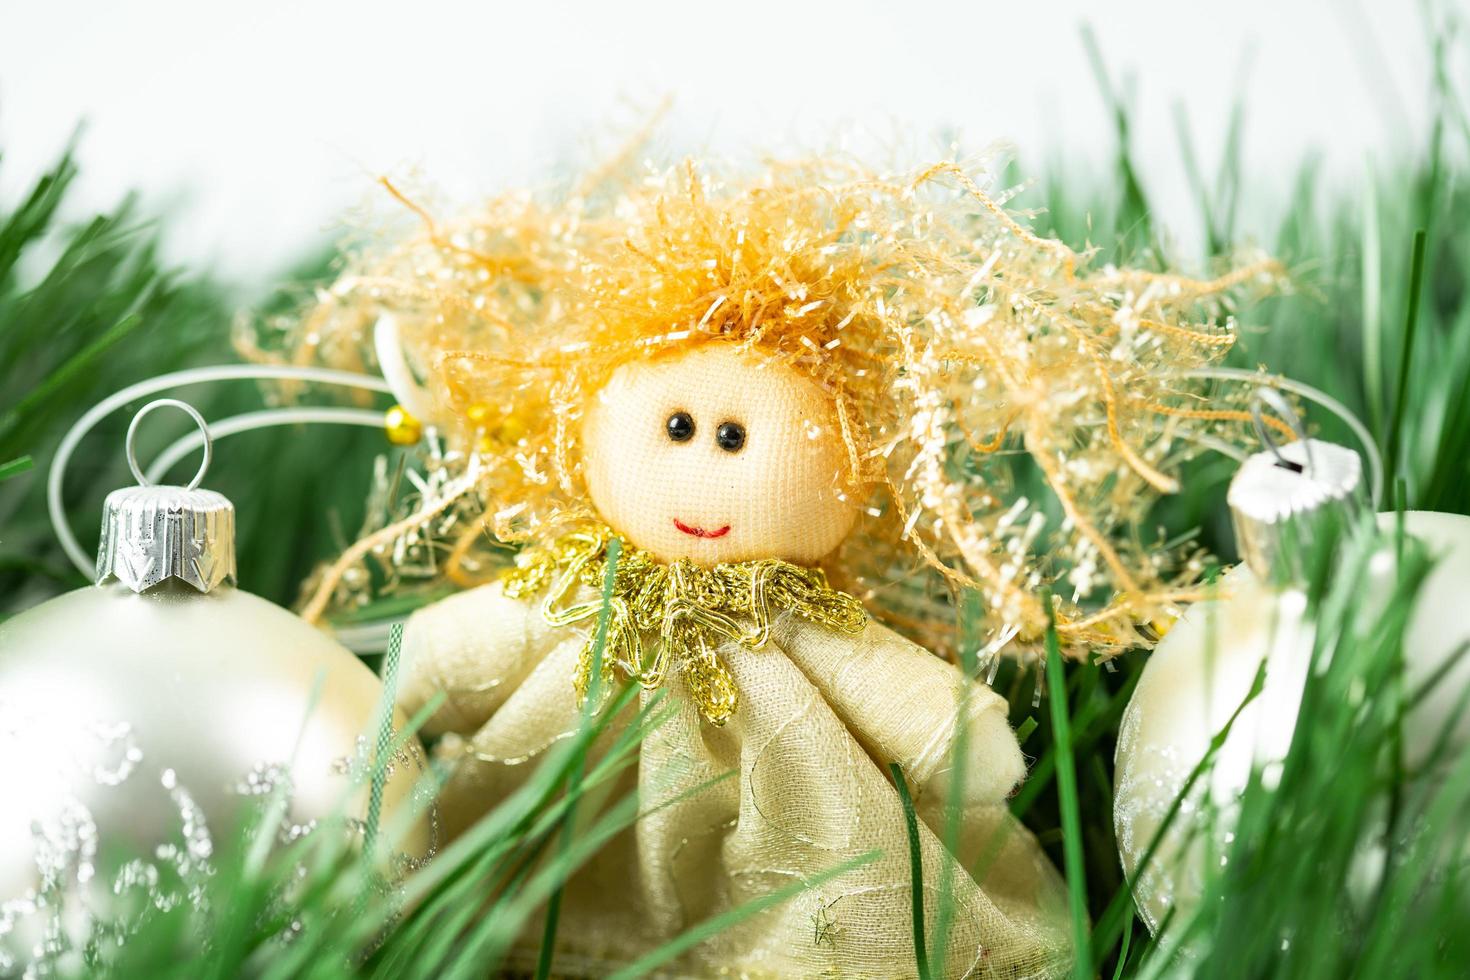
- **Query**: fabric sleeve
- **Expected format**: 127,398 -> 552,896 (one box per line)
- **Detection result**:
771,615 -> 1026,806
395,579 -> 566,737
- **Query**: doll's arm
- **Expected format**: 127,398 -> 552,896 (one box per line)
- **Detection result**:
396,580 -> 563,737
774,617 -> 1025,806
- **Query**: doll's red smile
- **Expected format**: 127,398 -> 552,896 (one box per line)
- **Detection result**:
673,518 -> 730,539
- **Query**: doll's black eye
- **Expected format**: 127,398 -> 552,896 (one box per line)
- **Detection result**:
666,411 -> 695,443
716,421 -> 746,453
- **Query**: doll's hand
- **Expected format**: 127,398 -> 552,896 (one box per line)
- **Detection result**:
919,702 -> 1026,807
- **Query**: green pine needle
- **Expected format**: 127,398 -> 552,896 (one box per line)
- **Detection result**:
1383,228 -> 1428,495
605,850 -> 881,980
891,761 -> 932,980
0,456 -> 33,482
1043,594 -> 1092,978
535,536 -> 622,980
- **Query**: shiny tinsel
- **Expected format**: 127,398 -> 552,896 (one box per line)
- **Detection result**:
259,151 -> 1281,661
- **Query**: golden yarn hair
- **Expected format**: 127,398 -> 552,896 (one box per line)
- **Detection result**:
255,150 -> 1282,663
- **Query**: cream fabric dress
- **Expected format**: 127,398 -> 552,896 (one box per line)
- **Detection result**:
399,581 -> 1073,979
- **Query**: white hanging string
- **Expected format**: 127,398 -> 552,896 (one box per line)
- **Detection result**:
1175,367 -> 1384,508
144,407 -> 387,484
48,365 -> 393,577
1177,432 -> 1249,464
373,313 -> 435,420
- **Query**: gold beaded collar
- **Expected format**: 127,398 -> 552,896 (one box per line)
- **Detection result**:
500,525 -> 868,725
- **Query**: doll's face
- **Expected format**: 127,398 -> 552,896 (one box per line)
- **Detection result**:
581,344 -> 859,566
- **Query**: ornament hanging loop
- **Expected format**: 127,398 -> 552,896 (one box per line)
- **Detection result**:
126,398 -> 212,490
1250,387 -> 1315,476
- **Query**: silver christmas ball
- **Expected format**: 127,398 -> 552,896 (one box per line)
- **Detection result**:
0,405 -> 434,970
0,581 -> 436,967
1113,510 -> 1470,933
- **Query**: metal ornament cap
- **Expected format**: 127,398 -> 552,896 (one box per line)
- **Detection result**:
94,398 -> 237,594
1227,436 -> 1366,587
96,484 -> 237,593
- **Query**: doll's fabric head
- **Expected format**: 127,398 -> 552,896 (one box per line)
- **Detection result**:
283,153 -> 1279,659
580,343 -> 857,566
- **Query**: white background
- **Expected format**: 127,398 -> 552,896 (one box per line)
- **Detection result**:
0,0 -> 1448,284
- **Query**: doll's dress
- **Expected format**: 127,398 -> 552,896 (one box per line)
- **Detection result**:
398,580 -> 1073,979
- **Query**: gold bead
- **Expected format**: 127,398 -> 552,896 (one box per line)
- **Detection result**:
1116,590 -> 1178,641
1147,609 -> 1179,640
497,415 -> 527,444
384,405 -> 423,446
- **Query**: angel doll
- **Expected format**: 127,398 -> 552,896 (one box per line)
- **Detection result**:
281,153 -> 1274,977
